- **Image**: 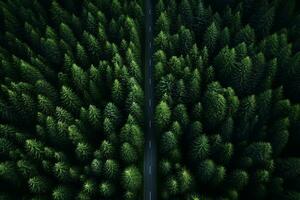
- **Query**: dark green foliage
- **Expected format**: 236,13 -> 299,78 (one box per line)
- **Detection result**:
121,166 -> 142,191
191,134 -> 210,161
155,100 -> 171,131
198,159 -> 216,183
52,185 -> 73,200
155,0 -> 300,199
203,22 -> 219,53
0,0 -> 143,198
121,142 -> 138,164
1,0 -> 300,199
203,89 -> 227,129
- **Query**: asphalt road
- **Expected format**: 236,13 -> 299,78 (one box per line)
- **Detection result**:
144,0 -> 156,199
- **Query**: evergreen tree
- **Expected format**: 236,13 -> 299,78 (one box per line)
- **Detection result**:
153,0 -> 300,199
155,100 -> 171,131
1,0 -> 300,199
180,0 -> 193,28
203,22 -> 219,53
122,166 -> 142,191
0,0 -> 144,198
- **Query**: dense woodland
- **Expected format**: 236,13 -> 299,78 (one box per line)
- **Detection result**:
154,0 -> 300,199
1,0 -> 300,200
0,0 -> 144,199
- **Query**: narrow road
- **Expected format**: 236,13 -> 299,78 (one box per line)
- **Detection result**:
144,0 -> 156,199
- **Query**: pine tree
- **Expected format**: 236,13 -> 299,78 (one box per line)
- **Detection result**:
178,168 -> 193,193
52,185 -> 73,200
103,159 -> 119,179
60,86 -> 82,113
121,142 -> 138,163
161,131 -> 178,153
156,12 -> 170,33
166,176 -> 179,195
191,134 -> 210,161
41,38 -> 62,65
179,26 -> 194,55
155,101 -> 171,131
28,176 -> 50,194
122,166 -> 142,191
203,22 -> 219,53
99,181 -> 115,197
180,0 -> 193,28
203,90 -> 227,129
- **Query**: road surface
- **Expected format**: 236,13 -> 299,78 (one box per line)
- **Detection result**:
144,0 -> 156,199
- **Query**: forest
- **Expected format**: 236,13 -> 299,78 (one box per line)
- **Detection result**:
154,0 -> 300,199
0,0 -> 300,200
0,0 -> 144,199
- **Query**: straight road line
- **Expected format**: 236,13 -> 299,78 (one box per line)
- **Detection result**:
145,0 -> 156,199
